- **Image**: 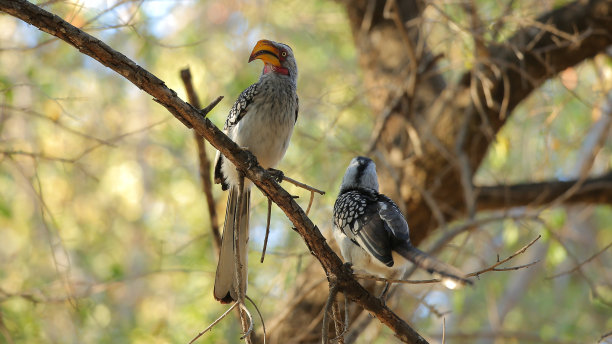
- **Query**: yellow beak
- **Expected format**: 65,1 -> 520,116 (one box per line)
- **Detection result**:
248,40 -> 281,67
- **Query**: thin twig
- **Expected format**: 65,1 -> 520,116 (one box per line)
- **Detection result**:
366,92 -> 404,153
292,306 -> 327,343
546,95 -> 612,208
330,295 -> 349,342
331,292 -> 345,344
235,175 -> 252,343
541,221 -> 612,307
188,302 -> 238,344
260,198 -> 273,263
384,0 -> 418,68
305,190 -> 315,216
239,302 -> 255,341
280,174 -> 325,195
245,295 -> 266,344
441,317 -> 446,344
266,277 -> 327,334
355,236 -> 542,285
598,330 -> 612,343
416,297 -> 451,319
322,283 -> 339,344
235,175 -> 246,304
547,242 -> 612,279
468,235 -> 541,277
201,96 -> 224,117
354,274 -> 442,285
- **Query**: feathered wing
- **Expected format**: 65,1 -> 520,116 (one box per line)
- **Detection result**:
213,83 -> 259,190
377,196 -> 472,286
334,190 -> 394,266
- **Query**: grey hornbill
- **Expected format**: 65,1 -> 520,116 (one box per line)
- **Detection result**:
333,157 -> 472,291
213,40 -> 299,303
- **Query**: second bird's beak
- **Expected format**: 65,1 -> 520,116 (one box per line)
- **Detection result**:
248,40 -> 281,67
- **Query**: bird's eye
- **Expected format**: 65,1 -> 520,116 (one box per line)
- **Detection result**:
281,51 -> 287,57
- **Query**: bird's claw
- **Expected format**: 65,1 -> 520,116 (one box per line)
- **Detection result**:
244,149 -> 258,170
343,262 -> 354,274
267,168 -> 284,183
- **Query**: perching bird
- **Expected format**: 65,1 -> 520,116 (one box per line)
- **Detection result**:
333,157 -> 472,290
213,40 -> 299,303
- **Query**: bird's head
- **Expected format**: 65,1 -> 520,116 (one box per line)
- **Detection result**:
249,39 -> 297,80
340,156 -> 380,193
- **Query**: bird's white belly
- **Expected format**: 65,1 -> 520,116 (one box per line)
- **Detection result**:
333,227 -> 406,279
222,104 -> 295,188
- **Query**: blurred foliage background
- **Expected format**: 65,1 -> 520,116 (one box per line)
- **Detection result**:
0,0 -> 611,343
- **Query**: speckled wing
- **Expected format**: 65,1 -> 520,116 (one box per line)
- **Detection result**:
223,83 -> 259,131
377,194 -> 472,285
376,194 -> 411,242
333,189 -> 394,266
214,83 -> 259,190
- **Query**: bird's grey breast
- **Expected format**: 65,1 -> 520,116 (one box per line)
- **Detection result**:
230,75 -> 297,169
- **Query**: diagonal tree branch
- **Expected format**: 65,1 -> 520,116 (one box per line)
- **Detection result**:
0,1 -> 427,342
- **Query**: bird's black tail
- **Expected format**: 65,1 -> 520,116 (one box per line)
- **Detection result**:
395,243 -> 472,288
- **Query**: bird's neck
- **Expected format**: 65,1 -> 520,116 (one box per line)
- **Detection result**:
339,185 -> 378,196
259,70 -> 297,89
264,64 -> 289,76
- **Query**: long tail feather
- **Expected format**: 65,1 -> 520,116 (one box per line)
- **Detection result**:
214,186 -> 250,303
395,244 -> 472,287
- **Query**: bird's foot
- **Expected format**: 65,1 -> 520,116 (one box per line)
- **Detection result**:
243,149 -> 258,170
267,168 -> 284,183
342,262 -> 354,274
